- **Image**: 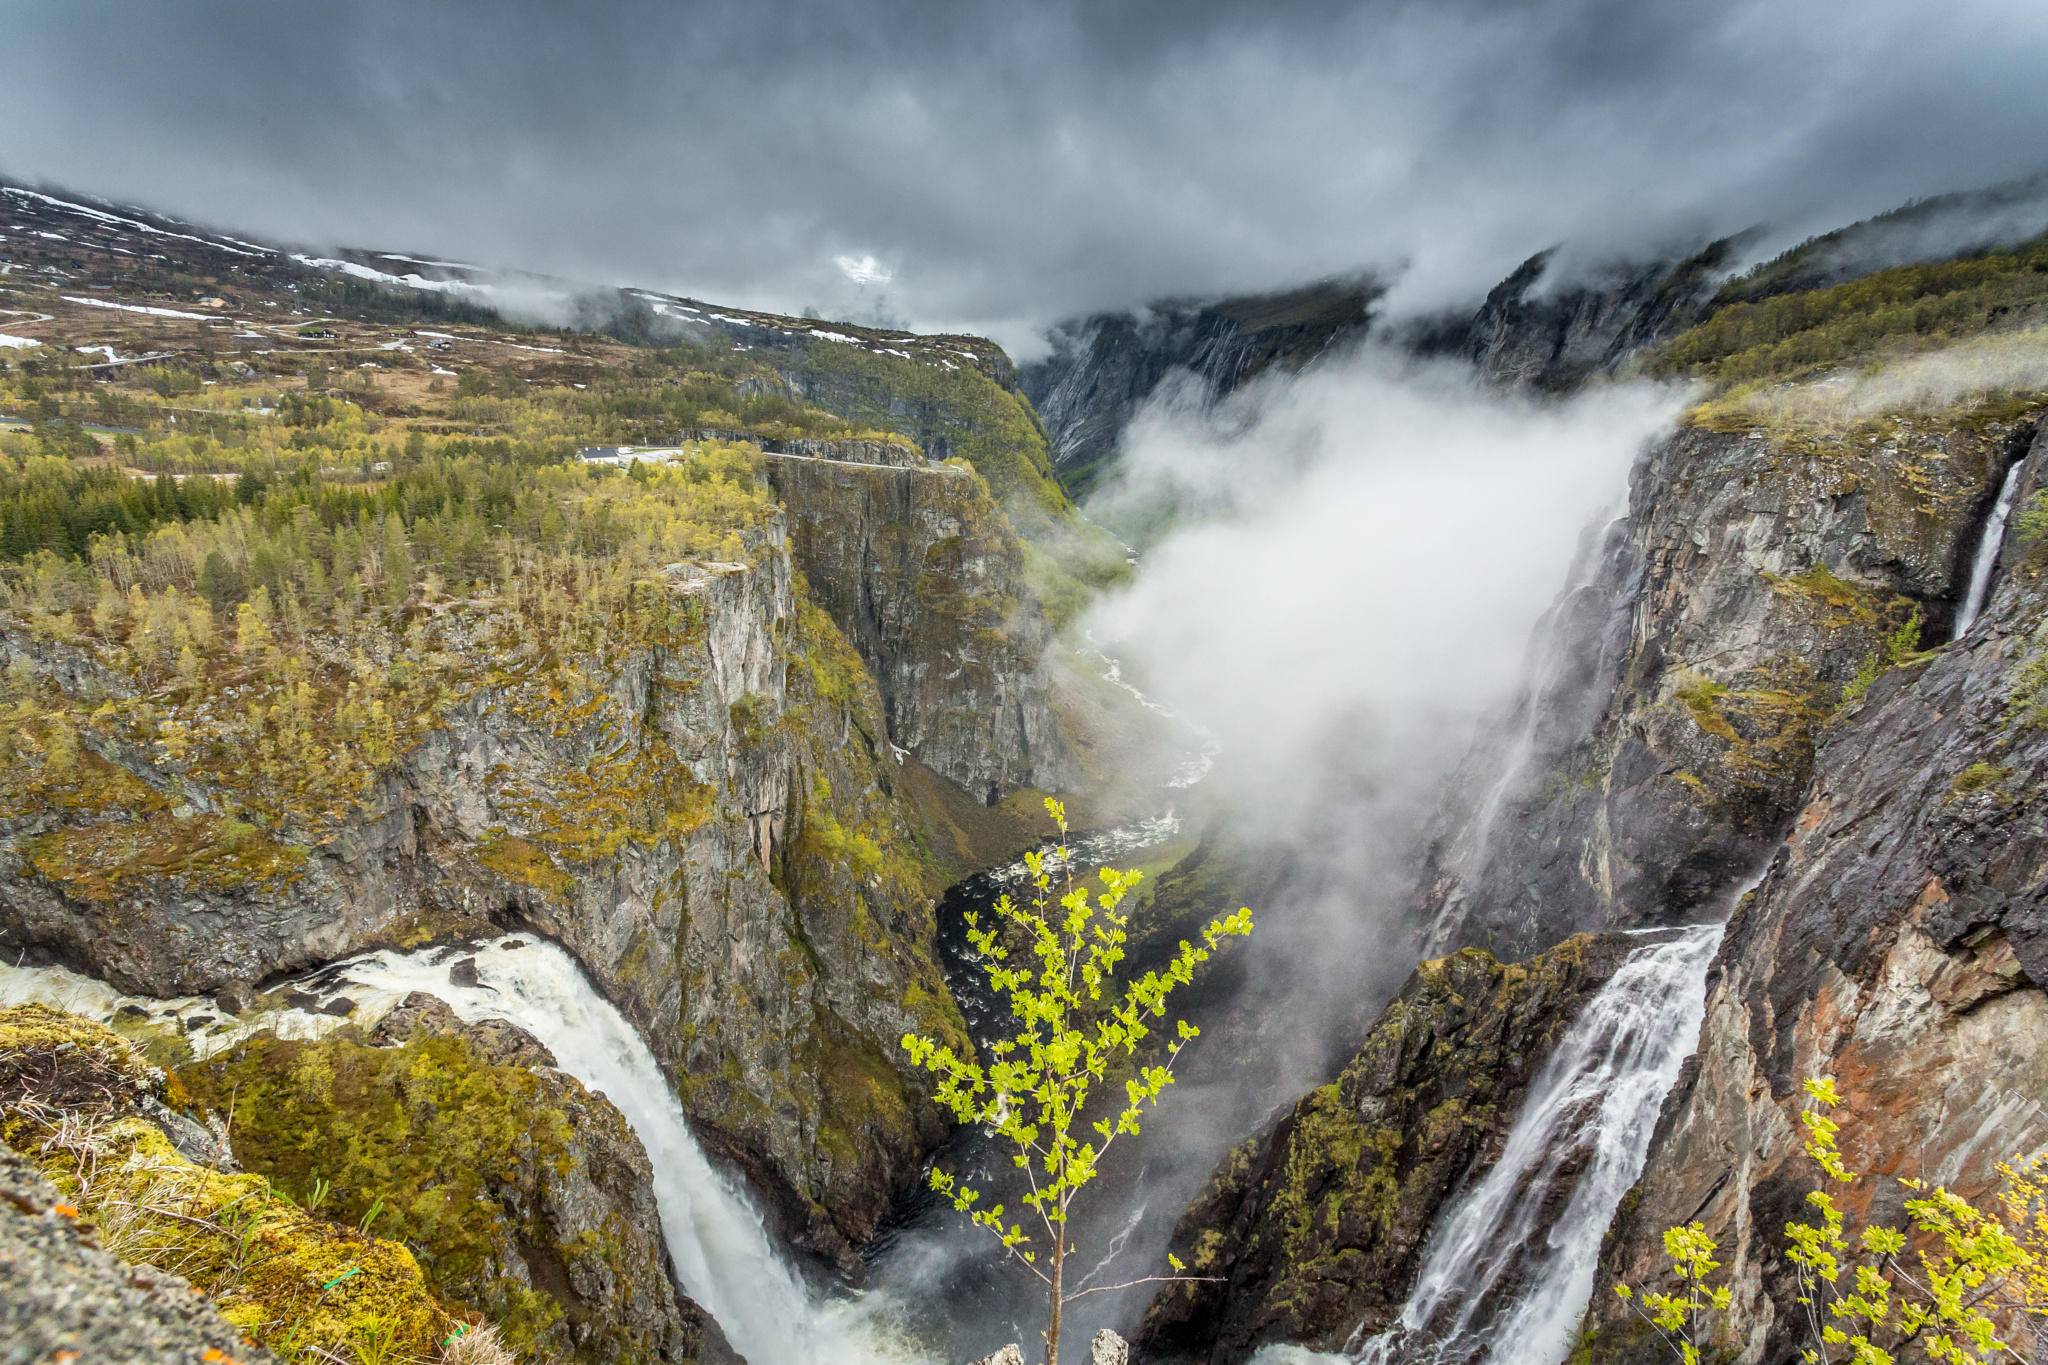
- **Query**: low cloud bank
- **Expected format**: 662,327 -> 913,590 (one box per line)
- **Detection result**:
1087,350 -> 1685,858
1717,326 -> 2048,430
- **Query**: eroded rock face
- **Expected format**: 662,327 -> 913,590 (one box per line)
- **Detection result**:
765,453 -> 1078,803
0,516 -> 973,1274
1419,414 -> 2036,961
1137,933 -> 1644,1364
1581,528 -> 2048,1361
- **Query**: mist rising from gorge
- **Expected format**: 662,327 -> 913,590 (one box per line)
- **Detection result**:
1086,349 -> 1686,880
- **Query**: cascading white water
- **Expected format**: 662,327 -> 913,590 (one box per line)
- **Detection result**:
1344,921 -> 1725,1365
3,939 -> 932,1365
1955,461 -> 2026,638
324,939 -> 932,1365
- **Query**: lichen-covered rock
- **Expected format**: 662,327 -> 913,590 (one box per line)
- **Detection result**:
1420,411 -> 2037,960
765,451 -> 1078,803
181,1027 -> 712,1364
1580,452 -> 2048,1361
0,1136 -> 277,1365
1137,933 -> 1644,1364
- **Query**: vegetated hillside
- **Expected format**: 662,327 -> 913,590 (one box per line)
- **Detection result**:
0,177 -> 1171,1332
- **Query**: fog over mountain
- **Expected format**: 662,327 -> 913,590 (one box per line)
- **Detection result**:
8,0 -> 2048,350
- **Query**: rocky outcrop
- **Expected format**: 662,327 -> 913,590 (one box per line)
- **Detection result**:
1580,461 -> 2048,1361
183,1025 -> 721,1364
1137,933 -> 1645,1364
0,517 -> 973,1275
1019,280 -> 1377,496
369,989 -> 559,1067
765,452 -> 1079,803
1419,411 -> 2038,961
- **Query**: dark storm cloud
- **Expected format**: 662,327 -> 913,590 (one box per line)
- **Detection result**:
7,0 -> 2048,348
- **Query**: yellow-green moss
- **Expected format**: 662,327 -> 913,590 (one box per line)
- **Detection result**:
180,1030 -> 647,1362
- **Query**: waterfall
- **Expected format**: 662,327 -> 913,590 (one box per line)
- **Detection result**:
4,939 -> 932,1365
1344,921 -> 1725,1365
323,939 -> 930,1365
1955,461 -> 2025,638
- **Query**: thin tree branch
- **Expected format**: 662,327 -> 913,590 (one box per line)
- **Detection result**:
1062,1274 -> 1224,1304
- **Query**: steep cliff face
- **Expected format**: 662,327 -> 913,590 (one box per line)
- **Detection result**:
1419,410 -> 2035,961
764,452 -> 1079,802
1020,280 -> 1378,496
0,514 -> 972,1275
1136,934 -> 1642,1364
1582,446 -> 2048,1362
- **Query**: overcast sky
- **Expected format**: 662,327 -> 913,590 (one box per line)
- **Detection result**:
8,0 -> 2048,350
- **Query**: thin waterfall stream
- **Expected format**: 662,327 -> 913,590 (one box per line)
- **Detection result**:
1956,460 -> 2025,637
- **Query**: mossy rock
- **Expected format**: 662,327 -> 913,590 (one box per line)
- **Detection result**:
182,1028 -> 699,1364
0,1000 -> 168,1109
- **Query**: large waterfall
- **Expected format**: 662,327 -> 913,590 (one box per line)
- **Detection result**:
1282,921 -> 1724,1365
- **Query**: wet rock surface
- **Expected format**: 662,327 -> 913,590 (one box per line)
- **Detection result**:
369,989 -> 558,1067
1137,933 -> 1644,1364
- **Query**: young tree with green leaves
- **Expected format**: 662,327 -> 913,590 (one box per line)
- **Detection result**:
900,798 -> 1253,1365
1618,1075 -> 2048,1364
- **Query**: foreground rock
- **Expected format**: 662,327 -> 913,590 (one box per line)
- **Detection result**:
1137,933 -> 1647,1363
0,1137 -> 278,1365
967,1327 -> 1128,1365
0,1003 -> 451,1363
1581,461 -> 2048,1360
